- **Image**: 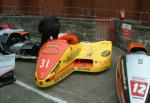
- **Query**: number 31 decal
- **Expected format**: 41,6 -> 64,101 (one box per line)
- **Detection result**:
39,59 -> 50,68
130,80 -> 148,97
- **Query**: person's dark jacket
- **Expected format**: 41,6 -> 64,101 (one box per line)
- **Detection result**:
38,16 -> 60,46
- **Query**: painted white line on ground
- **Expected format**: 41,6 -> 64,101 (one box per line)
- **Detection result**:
15,80 -> 67,103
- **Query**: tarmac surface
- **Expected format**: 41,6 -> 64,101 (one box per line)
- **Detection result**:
0,46 -> 124,103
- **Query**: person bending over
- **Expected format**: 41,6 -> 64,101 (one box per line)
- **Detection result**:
38,16 -> 60,46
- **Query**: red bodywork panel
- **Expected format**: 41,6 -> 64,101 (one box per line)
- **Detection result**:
37,40 -> 69,80
0,24 -> 12,29
128,42 -> 147,54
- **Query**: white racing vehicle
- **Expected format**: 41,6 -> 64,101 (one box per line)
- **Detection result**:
0,43 -> 16,87
116,42 -> 150,103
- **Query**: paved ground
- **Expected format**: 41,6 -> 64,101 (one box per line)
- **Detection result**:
0,46 -> 124,103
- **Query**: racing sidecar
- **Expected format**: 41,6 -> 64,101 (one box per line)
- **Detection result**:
35,34 -> 112,87
0,43 -> 16,87
116,42 -> 150,103
0,24 -> 40,59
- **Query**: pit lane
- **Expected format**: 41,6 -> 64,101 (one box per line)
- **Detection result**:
0,46 -> 123,103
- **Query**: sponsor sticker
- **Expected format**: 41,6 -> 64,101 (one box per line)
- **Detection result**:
63,48 -> 81,63
138,59 -> 143,64
54,67 -> 74,83
122,23 -> 132,40
42,44 -> 61,55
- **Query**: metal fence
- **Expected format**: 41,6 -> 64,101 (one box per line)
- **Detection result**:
0,6 -> 150,25
0,6 -> 150,53
96,19 -> 115,42
0,16 -> 115,42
